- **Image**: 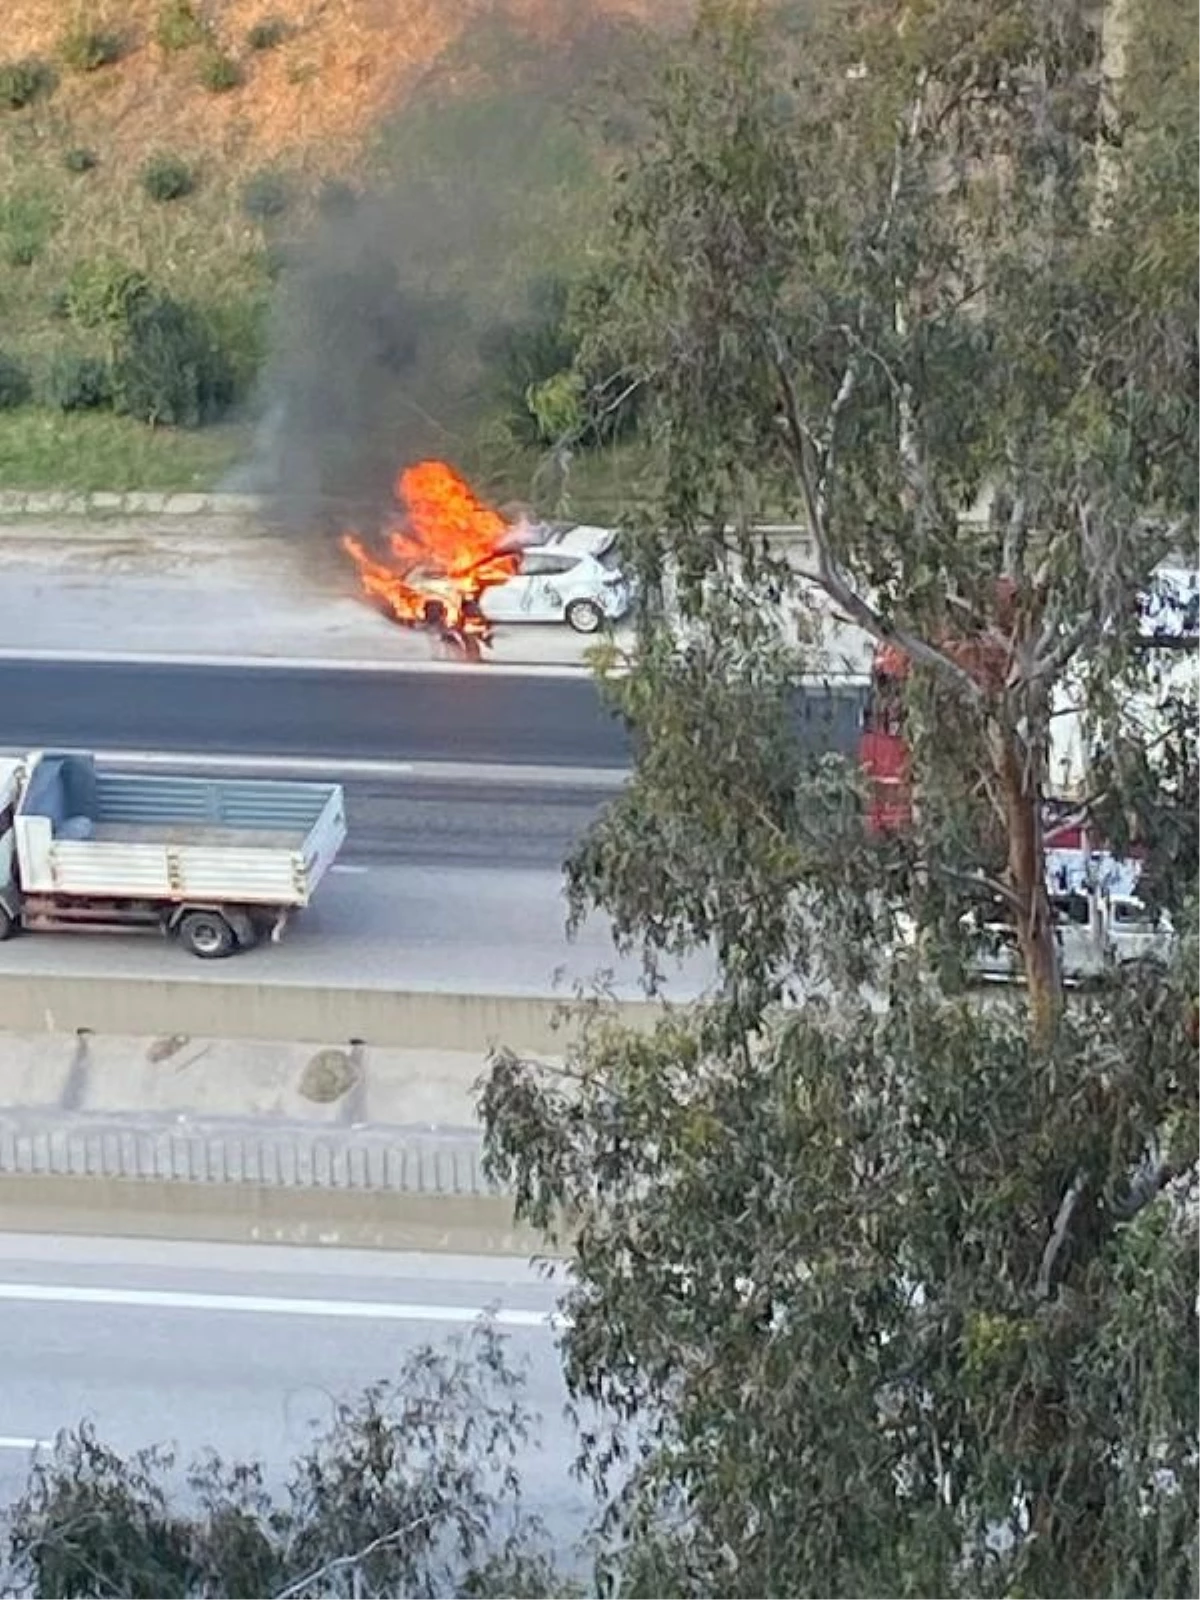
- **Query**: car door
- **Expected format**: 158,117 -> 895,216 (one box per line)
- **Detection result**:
480,555 -> 535,622
505,552 -> 576,622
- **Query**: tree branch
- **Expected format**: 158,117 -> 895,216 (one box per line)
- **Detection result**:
1112,1157 -> 1193,1221
928,860 -> 1021,910
1001,492 -> 1029,581
1036,1171 -> 1087,1299
273,1513 -> 440,1600
769,343 -> 986,704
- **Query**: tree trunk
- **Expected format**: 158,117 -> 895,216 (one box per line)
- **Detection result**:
995,726 -> 1062,1042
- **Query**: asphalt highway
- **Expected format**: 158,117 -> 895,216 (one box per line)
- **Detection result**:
0,1234 -> 592,1562
0,659 -> 866,768
0,858 -> 712,994
338,771 -> 608,867
0,659 -> 630,767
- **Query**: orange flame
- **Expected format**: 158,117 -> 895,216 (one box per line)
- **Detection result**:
341,460 -> 520,654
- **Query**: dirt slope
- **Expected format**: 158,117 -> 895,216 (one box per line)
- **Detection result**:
2,0 -> 671,171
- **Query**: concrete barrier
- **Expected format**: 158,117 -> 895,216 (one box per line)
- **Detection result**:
0,1122 -> 492,1195
0,1173 -> 543,1255
0,973 -> 663,1053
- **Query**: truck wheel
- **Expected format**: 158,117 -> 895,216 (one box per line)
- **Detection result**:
0,905 -> 15,942
178,910 -> 236,959
566,598 -> 604,634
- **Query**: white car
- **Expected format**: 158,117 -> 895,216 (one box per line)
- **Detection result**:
484,523 -> 630,633
962,892 -> 1175,983
409,524 -> 631,635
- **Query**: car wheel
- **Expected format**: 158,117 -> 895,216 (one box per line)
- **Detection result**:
566,598 -> 604,634
178,910 -> 236,959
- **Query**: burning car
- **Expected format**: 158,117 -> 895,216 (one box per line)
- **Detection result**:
342,461 -> 630,656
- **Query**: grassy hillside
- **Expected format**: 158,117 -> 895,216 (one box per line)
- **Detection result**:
0,0 -> 677,496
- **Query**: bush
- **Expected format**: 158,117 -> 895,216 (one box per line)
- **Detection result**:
203,293 -> 267,400
262,240 -> 291,280
155,0 -> 206,52
197,50 -> 242,92
140,152 -> 195,202
43,351 -> 113,412
0,58 -> 55,109
246,15 -> 288,50
58,25 -> 123,72
0,353 -> 32,410
0,193 -> 57,271
5,236 -> 39,267
65,257 -> 151,330
240,169 -> 290,222
113,294 -> 235,427
316,177 -> 358,218
63,145 -> 98,173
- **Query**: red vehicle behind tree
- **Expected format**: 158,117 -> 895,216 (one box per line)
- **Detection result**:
859,641 -> 1088,853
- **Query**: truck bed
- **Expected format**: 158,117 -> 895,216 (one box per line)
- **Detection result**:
90,822 -> 305,849
14,753 -> 346,907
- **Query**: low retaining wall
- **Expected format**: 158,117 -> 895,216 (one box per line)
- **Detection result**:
0,1121 -> 543,1253
0,973 -> 662,1053
0,1172 -> 539,1254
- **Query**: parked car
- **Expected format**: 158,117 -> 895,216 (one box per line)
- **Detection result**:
409,524 -> 631,635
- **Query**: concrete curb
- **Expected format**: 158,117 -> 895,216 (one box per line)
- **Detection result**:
0,490 -> 267,518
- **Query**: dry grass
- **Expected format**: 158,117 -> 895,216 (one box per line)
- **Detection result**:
0,0 -> 677,349
2,0 -> 675,169
0,0 -> 685,490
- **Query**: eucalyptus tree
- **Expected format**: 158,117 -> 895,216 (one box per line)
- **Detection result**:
3,1329 -> 564,1599
482,2 -> 1199,1594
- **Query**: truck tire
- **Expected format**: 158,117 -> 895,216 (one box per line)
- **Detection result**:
178,910 -> 236,959
566,598 -> 604,634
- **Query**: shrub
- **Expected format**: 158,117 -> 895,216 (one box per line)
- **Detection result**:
155,0 -> 206,52
43,351 -> 113,411
140,152 -> 195,202
240,169 -> 289,222
197,50 -> 242,92
5,236 -> 39,267
203,293 -> 267,400
316,178 -> 358,218
246,16 -> 288,50
0,194 -> 57,271
262,241 -> 291,280
113,294 -> 235,427
65,257 -> 151,330
63,146 -> 98,173
0,353 -> 32,410
0,58 -> 55,109
58,26 -> 123,72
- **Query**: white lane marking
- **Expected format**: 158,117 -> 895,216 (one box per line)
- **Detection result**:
0,646 -> 864,690
0,1282 -> 564,1330
0,750 -> 630,788
0,648 -> 590,679
330,864 -> 370,875
0,1435 -> 51,1451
